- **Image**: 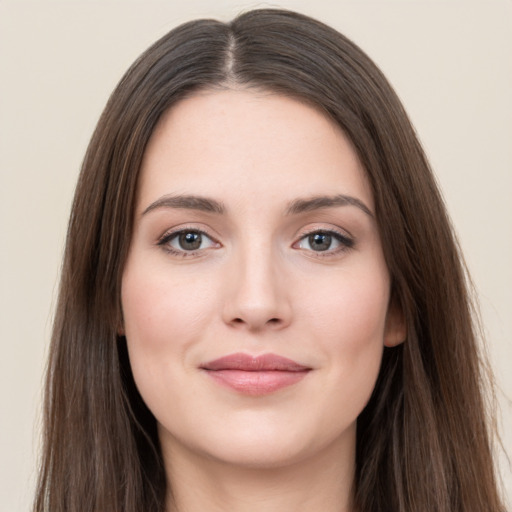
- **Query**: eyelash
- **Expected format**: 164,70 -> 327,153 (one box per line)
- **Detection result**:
293,228 -> 355,257
157,227 -> 355,258
157,226 -> 219,258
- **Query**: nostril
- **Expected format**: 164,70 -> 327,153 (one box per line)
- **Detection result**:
229,317 -> 282,328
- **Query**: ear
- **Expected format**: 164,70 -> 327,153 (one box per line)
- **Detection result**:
116,307 -> 125,337
383,297 -> 406,347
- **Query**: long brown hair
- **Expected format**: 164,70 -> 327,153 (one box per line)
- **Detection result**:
34,8 -> 504,512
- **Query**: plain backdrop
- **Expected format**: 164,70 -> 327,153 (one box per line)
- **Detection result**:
1,1 -> 511,510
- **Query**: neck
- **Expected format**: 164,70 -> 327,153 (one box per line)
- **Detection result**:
163,430 -> 356,512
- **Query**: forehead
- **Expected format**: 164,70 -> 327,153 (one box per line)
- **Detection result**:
137,88 -> 373,213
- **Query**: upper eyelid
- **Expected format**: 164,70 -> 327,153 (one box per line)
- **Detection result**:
294,223 -> 355,246
295,224 -> 354,241
157,224 -> 219,243
156,224 -> 354,250
157,228 -> 219,257
296,229 -> 354,245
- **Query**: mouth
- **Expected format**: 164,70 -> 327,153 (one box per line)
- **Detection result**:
199,353 -> 312,395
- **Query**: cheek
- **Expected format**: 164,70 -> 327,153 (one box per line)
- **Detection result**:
301,261 -> 389,399
120,259 -> 217,409
303,260 -> 389,345
121,261 -> 214,351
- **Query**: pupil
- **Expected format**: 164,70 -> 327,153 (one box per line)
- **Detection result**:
179,232 -> 201,250
309,233 -> 331,251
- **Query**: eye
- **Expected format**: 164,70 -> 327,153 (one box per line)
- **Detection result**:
158,229 -> 218,255
295,230 -> 354,254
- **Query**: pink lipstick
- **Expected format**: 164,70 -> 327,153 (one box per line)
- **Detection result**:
200,353 -> 311,395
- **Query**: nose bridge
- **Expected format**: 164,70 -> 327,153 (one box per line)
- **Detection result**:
222,234 -> 291,330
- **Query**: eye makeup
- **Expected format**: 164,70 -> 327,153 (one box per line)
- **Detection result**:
293,227 -> 355,258
157,226 -> 220,258
156,223 -> 355,260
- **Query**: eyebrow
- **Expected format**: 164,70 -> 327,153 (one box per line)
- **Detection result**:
141,193 -> 373,218
142,194 -> 226,216
285,194 -> 373,217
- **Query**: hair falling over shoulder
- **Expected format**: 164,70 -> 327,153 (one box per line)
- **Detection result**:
33,8 -> 506,512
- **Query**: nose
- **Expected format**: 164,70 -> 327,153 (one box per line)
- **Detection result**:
221,243 -> 292,332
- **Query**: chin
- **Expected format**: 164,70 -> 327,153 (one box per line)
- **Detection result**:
160,414 -> 357,471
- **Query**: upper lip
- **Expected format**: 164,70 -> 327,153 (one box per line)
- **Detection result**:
200,353 -> 310,372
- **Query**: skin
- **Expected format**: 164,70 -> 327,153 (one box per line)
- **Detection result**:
121,89 -> 405,512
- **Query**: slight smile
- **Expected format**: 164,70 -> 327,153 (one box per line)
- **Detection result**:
200,353 -> 312,395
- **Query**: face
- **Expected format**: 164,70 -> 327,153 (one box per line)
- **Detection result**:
121,89 -> 404,470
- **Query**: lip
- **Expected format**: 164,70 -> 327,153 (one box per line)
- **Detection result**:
200,353 -> 311,395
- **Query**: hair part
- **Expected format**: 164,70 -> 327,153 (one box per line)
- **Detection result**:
34,9 -> 505,512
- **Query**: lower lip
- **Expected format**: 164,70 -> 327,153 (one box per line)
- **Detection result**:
204,369 -> 310,395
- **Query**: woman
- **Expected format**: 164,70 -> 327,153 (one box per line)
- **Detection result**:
34,8 -> 505,512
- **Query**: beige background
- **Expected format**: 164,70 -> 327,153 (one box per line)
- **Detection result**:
1,0 -> 511,510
